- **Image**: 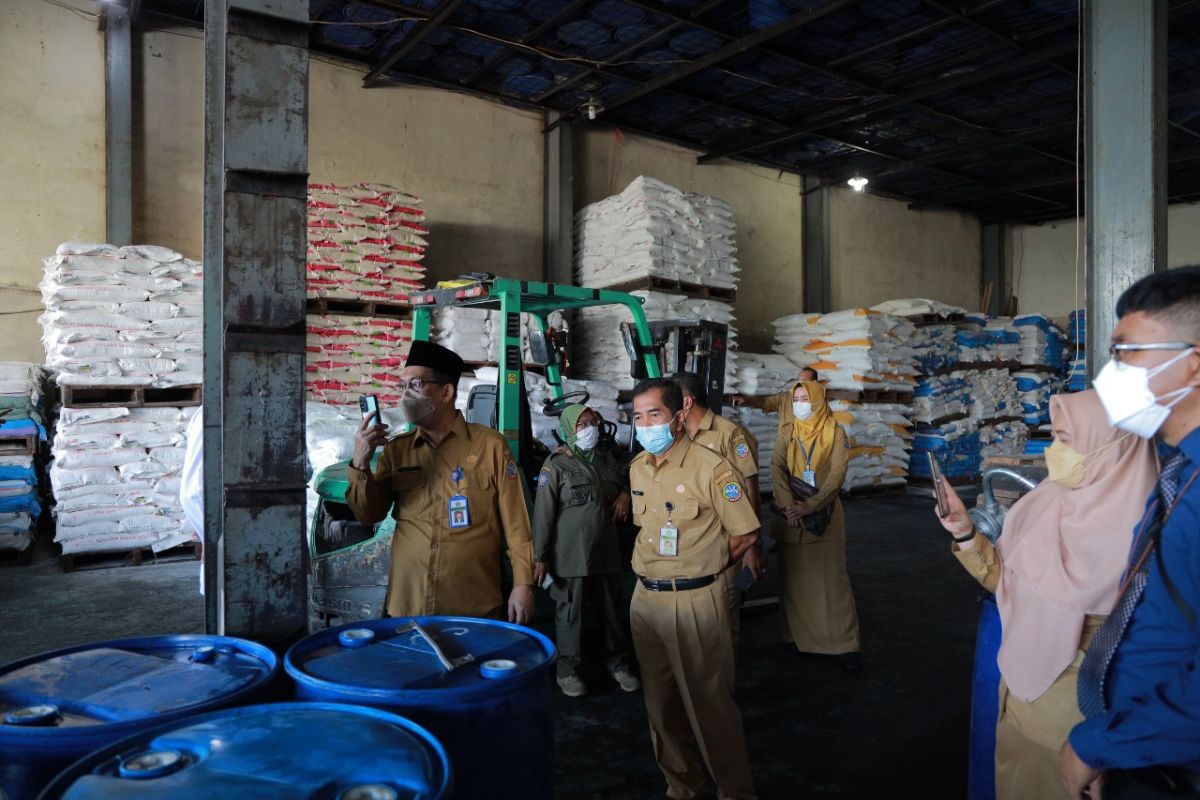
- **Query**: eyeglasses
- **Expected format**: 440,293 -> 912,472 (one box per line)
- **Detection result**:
396,378 -> 447,392
1109,342 -> 1196,363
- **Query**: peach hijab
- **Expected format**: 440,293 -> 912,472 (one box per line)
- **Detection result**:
995,389 -> 1157,702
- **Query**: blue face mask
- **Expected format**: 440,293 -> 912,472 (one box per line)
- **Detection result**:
636,416 -> 678,456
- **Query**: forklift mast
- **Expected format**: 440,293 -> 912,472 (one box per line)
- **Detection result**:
624,319 -> 729,413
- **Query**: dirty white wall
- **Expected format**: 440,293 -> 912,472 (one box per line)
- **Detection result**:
0,0 -> 106,363
829,187 -> 983,312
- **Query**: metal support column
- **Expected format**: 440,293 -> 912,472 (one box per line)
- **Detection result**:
981,222 -> 1006,316
1085,0 -> 1167,376
203,0 -> 310,642
543,112 -> 574,285
105,5 -> 133,246
802,176 -> 831,313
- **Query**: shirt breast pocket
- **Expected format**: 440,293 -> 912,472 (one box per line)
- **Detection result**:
632,496 -> 647,526
669,498 -> 700,522
566,481 -> 593,507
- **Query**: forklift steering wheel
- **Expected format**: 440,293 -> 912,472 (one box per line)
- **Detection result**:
542,390 -> 590,417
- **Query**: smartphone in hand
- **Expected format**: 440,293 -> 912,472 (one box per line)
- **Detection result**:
359,394 -> 381,425
927,452 -> 950,518
736,565 -> 756,592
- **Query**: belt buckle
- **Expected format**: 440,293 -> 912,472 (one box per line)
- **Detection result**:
644,578 -> 659,592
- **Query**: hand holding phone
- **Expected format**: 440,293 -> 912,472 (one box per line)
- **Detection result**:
352,396 -> 387,471
359,394 -> 381,425
927,452 -> 950,518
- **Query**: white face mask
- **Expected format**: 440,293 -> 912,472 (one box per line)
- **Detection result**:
573,425 -> 599,451
1093,348 -> 1195,438
399,387 -> 436,425
792,401 -> 813,420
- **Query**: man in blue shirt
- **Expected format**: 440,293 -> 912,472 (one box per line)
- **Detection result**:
1060,267 -> 1200,798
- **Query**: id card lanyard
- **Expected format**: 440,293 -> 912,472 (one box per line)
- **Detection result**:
658,501 -> 678,557
796,441 -> 816,487
448,466 -> 471,529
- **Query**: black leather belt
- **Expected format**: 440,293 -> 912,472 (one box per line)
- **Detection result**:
638,574 -> 718,592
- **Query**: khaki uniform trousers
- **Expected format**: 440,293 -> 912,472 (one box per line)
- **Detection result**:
722,564 -> 743,658
631,580 -> 757,800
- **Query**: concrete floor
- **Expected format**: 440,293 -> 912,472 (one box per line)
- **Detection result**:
0,494 -> 982,799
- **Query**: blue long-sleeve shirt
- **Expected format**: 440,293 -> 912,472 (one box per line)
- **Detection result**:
1070,428 -> 1200,771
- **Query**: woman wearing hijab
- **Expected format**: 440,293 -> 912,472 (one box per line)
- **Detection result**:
532,404 -> 640,698
935,389 -> 1157,800
771,380 -> 862,668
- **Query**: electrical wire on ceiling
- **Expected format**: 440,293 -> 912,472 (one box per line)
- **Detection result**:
37,0 -> 98,22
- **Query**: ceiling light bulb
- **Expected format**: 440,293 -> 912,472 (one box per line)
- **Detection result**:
584,97 -> 603,121
848,176 -> 869,192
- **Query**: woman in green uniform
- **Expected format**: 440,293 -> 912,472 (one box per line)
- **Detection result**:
533,404 -> 640,698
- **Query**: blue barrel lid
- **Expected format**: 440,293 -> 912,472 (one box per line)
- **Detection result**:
286,617 -> 555,706
37,703 -> 452,800
0,635 -> 277,743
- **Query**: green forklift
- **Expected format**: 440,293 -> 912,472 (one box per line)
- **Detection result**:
307,277 -> 674,630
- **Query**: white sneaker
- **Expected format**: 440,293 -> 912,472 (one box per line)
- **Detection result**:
611,667 -> 641,693
557,675 -> 588,697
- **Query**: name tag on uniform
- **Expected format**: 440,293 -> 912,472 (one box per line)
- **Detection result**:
658,524 -> 679,557
448,494 -> 471,529
802,469 -> 816,486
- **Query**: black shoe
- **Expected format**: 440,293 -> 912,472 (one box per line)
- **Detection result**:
841,652 -> 863,672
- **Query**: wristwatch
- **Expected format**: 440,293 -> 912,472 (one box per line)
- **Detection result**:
953,527 -> 977,544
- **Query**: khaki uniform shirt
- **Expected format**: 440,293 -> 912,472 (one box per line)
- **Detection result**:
630,437 -> 759,581
346,413 -> 535,618
531,448 -> 627,577
691,407 -> 759,481
761,392 -> 788,415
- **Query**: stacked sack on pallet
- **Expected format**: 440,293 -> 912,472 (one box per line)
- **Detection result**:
575,291 -> 738,391
871,298 -> 965,377
911,372 -> 970,425
831,401 -> 912,490
980,420 -> 1030,459
1014,314 -> 1067,369
40,243 -> 202,388
574,176 -> 741,393
50,406 -> 197,555
1013,371 -> 1064,427
956,315 -> 1021,364
0,363 -> 48,552
1067,309 -> 1087,391
432,309 -> 566,366
306,314 -> 414,407
307,183 -> 427,304
772,309 -> 918,393
910,418 -> 982,482
574,176 -> 738,289
966,368 -> 1021,423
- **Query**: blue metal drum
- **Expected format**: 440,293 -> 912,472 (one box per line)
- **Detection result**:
969,595 -> 1003,800
37,702 -> 450,800
0,635 -> 277,800
286,617 -> 556,800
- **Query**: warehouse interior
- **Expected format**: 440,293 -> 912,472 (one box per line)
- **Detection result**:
1,0 -> 1196,798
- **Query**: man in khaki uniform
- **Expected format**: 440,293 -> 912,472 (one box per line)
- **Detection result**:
347,340 -> 535,623
629,377 -> 760,800
674,372 -> 765,651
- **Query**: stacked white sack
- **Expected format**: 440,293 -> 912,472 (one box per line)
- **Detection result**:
306,314 -> 414,407
40,243 -> 202,388
911,372 -> 970,425
574,176 -> 739,290
733,407 -> 776,494
733,353 -> 797,396
830,400 -> 912,490
772,309 -> 918,392
307,183 -> 427,303
50,406 -> 196,555
980,420 -> 1030,459
965,369 -> 1021,424
575,290 -> 739,391
1013,314 -> 1067,369
872,298 -> 968,319
956,315 -> 1021,364
432,309 -> 568,366
0,363 -> 46,552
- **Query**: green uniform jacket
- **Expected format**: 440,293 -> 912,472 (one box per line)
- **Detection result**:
532,447 -> 628,578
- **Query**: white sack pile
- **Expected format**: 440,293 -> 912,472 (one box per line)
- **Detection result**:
980,420 -> 1030,459
911,372 -> 970,425
871,298 -> 967,319
956,315 -> 1021,364
574,176 -> 739,290
40,243 -> 202,388
50,406 -> 197,555
1014,314 -> 1067,369
830,400 -> 912,490
772,309 -> 918,392
432,308 -> 567,365
306,314 -> 414,406
733,353 -> 798,396
965,368 -> 1021,423
575,291 -> 738,391
307,182 -> 427,303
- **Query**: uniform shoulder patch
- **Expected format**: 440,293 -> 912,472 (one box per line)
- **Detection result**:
734,441 -> 750,459
537,468 -> 551,487
722,481 -> 743,502
505,461 -> 518,479
712,468 -> 734,486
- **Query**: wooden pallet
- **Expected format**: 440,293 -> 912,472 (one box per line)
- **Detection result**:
0,434 -> 37,456
61,541 -> 200,573
60,384 -> 202,409
826,388 -> 914,405
599,276 -> 736,303
306,298 -> 414,320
